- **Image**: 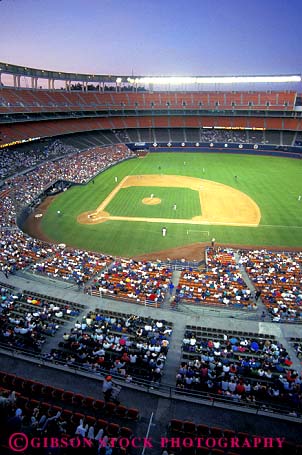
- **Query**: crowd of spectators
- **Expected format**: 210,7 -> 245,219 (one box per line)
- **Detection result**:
0,285 -> 80,352
177,326 -> 301,412
0,140 -> 78,180
45,310 -> 173,384
0,229 -> 58,274
0,191 -> 17,229
176,248 -> 252,308
31,250 -> 113,284
88,259 -> 173,306
239,250 -> 302,322
0,143 -> 133,277
5,143 -> 134,208
198,130 -> 248,143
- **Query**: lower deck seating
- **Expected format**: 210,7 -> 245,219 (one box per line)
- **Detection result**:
176,325 -> 299,414
89,259 -> 173,307
177,249 -> 252,309
240,250 -> 302,322
0,284 -> 83,353
44,309 -> 172,385
0,373 -> 139,454
167,419 -> 299,455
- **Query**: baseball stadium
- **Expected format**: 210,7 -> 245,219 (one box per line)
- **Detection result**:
1,62 -> 302,454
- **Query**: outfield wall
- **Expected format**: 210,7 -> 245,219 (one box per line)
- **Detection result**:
129,142 -> 302,158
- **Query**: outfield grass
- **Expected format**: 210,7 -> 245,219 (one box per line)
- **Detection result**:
105,186 -> 201,219
40,152 -> 302,256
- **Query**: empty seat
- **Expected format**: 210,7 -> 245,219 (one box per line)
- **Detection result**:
93,399 -> 105,412
127,408 -> 139,420
104,401 -> 117,415
120,426 -> 133,438
196,424 -> 209,436
41,385 -> 54,401
51,388 -> 64,400
170,419 -> 183,433
82,396 -> 95,409
183,420 -> 196,434
223,428 -> 236,438
107,423 -> 120,437
237,432 -> 250,443
97,419 -> 108,431
61,391 -> 74,405
72,393 -> 85,407
210,426 -> 223,437
115,405 -> 128,418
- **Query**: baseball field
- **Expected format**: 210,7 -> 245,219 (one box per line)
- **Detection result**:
33,152 -> 302,257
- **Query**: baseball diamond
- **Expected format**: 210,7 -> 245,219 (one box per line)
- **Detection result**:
23,152 -> 302,258
77,174 -> 260,226
2,4 -> 302,452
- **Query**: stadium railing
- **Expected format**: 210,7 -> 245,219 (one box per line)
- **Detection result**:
0,342 -> 300,422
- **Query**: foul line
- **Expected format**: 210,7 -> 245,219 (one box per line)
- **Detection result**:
259,224 -> 302,229
105,216 -> 258,227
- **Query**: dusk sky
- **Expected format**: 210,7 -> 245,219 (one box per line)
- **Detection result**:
1,0 -> 302,76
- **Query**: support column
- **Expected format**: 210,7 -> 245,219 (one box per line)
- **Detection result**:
16,75 -> 21,88
31,77 -> 38,89
48,78 -> 55,90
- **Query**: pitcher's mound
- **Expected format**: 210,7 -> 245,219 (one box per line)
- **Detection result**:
142,197 -> 161,205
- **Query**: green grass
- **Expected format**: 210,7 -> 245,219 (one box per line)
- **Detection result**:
39,152 -> 302,256
105,186 -> 201,219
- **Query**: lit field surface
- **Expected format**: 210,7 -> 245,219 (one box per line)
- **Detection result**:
39,152 -> 302,256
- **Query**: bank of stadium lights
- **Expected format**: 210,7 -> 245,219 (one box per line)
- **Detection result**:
126,75 -> 301,85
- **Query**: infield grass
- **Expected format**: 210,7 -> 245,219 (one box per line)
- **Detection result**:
40,152 -> 302,256
106,186 -> 201,219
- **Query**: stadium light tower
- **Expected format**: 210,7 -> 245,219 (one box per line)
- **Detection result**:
127,75 -> 301,85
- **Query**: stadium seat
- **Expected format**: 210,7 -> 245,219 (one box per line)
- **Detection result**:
93,399 -> 105,412
115,405 -> 128,418
107,422 -> 120,437
120,426 -> 133,438
183,420 -> 196,434
104,401 -> 117,415
170,419 -> 183,433
196,424 -> 209,436
223,428 -> 236,438
127,408 -> 139,420
97,419 -> 108,431
210,426 -> 224,437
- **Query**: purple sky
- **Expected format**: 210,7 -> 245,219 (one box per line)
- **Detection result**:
1,0 -> 301,76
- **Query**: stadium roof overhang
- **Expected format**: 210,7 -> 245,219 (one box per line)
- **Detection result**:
0,62 -> 301,86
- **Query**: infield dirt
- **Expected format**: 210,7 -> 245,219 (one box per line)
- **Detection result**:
77,174 -> 261,227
